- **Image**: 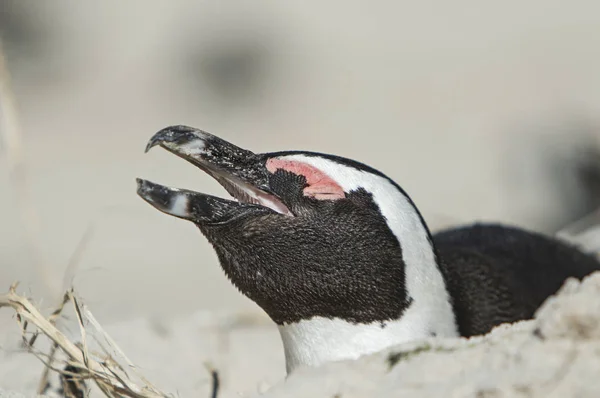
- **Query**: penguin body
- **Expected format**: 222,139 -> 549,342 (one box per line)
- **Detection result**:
435,223 -> 600,336
137,125 -> 600,373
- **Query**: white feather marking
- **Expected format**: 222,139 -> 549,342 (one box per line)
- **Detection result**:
280,314 -> 436,373
177,138 -> 206,155
168,192 -> 190,217
274,154 -> 459,372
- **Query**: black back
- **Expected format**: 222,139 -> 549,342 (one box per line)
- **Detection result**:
434,223 -> 600,337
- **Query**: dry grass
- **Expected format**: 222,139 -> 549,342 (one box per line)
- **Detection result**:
0,283 -> 224,398
0,285 -> 174,398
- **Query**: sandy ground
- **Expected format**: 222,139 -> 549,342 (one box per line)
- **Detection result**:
2,271 -> 599,397
1,1 -> 600,396
260,273 -> 600,397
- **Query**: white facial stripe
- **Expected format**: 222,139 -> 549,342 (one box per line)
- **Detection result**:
275,154 -> 458,371
168,192 -> 190,217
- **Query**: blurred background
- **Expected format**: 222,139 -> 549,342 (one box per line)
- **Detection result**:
0,0 -> 600,392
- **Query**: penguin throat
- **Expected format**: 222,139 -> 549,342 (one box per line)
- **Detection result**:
278,313 -> 459,373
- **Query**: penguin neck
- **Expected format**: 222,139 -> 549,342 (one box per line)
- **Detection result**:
274,159 -> 459,373
277,219 -> 459,373
278,305 -> 455,374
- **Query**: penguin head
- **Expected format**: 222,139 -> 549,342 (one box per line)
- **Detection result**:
138,125 -> 432,326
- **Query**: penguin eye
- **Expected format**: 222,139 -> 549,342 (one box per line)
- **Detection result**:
266,158 -> 346,200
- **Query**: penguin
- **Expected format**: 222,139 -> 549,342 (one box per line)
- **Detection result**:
136,125 -> 600,373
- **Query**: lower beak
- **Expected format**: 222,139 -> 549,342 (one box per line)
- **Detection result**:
136,178 -> 273,224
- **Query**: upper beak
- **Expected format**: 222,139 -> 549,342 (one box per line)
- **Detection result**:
144,125 -> 269,188
137,125 -> 292,224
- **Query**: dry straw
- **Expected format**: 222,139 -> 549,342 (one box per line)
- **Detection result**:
0,285 -> 173,398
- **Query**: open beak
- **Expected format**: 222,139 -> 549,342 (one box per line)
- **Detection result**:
137,125 -> 293,224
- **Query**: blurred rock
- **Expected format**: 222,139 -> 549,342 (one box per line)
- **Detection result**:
503,118 -> 600,234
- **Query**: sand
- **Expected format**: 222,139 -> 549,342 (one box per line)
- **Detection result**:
2,272 -> 600,397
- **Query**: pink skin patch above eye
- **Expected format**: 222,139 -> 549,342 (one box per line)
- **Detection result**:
266,158 -> 346,200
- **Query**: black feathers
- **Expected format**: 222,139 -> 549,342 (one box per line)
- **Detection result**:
200,188 -> 414,324
435,224 -> 600,336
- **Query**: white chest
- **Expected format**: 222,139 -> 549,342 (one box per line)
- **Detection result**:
278,303 -> 459,373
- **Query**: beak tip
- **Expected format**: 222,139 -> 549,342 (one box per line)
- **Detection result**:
144,125 -> 204,154
144,135 -> 163,153
144,143 -> 153,153
136,178 -> 149,197
136,178 -> 161,201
